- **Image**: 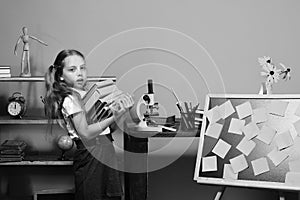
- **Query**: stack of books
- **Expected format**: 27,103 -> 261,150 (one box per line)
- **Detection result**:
0,65 -> 11,78
0,140 -> 27,162
83,79 -> 123,123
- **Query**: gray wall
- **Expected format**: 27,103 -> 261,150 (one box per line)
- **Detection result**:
0,0 -> 300,199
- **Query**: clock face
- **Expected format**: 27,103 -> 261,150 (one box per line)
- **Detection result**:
7,101 -> 22,116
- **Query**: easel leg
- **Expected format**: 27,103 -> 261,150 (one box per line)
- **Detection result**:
279,191 -> 285,200
214,186 -> 226,200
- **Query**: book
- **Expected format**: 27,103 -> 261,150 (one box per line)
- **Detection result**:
0,149 -> 24,155
95,79 -> 115,89
0,140 -> 27,151
0,73 -> 11,78
83,84 -> 101,112
0,152 -> 25,158
0,69 -> 10,74
0,157 -> 23,163
82,82 -> 123,123
0,65 -> 10,69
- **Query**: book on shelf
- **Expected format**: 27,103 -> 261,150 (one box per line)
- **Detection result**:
0,152 -> 25,158
0,140 -> 27,151
0,65 -> 11,78
0,149 -> 24,155
0,65 -> 11,69
0,73 -> 11,78
0,68 -> 11,74
0,156 -> 23,163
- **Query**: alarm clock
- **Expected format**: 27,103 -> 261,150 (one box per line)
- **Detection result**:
7,92 -> 26,118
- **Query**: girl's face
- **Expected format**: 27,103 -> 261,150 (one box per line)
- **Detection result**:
62,55 -> 87,90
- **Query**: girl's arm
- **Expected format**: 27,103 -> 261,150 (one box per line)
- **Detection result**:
71,93 -> 133,140
72,111 -> 116,140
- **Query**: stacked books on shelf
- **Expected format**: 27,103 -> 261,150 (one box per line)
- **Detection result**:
0,65 -> 11,78
0,140 -> 27,162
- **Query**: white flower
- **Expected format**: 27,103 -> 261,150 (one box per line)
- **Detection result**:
260,63 -> 281,85
258,56 -> 272,67
279,63 -> 291,81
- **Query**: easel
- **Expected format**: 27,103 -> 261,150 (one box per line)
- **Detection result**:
213,82 -> 285,200
213,186 -> 287,200
214,186 -> 226,200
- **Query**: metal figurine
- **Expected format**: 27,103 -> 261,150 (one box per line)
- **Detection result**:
14,27 -> 48,77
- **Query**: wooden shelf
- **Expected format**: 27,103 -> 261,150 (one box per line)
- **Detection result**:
0,116 -> 61,124
0,155 -> 73,165
0,160 -> 73,166
0,76 -> 116,82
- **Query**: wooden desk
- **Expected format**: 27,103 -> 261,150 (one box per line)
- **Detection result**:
123,123 -> 199,200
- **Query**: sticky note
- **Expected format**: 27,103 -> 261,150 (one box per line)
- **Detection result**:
288,137 -> 300,161
267,114 -> 282,132
267,148 -> 289,166
205,106 -> 221,124
218,100 -> 235,119
285,172 -> 300,186
289,160 -> 300,172
293,120 -> 300,137
205,123 -> 223,139
294,103 -> 300,117
228,118 -> 245,135
268,101 -> 288,117
242,122 -> 259,140
275,131 -> 293,150
256,125 -> 277,145
202,156 -> 217,172
251,157 -> 270,176
236,137 -> 256,156
285,101 -> 300,116
236,101 -> 253,119
212,139 -> 231,159
223,164 -> 238,180
229,154 -> 248,173
252,108 -> 268,124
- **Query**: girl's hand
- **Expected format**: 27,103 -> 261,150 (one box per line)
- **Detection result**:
111,101 -> 126,120
117,93 -> 134,109
110,93 -> 134,120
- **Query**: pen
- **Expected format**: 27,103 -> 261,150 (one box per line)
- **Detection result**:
171,88 -> 190,129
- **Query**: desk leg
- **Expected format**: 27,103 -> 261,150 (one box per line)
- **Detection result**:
124,133 -> 148,200
214,186 -> 226,200
279,191 -> 285,200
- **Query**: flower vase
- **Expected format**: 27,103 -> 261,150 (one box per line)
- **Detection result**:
266,83 -> 273,95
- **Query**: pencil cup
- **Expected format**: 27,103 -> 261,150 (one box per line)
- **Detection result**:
179,112 -> 195,131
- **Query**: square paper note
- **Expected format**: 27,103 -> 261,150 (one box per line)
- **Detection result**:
252,108 -> 268,124
229,154 -> 248,174
205,123 -> 223,139
293,120 -> 300,137
236,137 -> 256,156
218,100 -> 235,119
256,125 -> 277,145
268,101 -> 288,117
212,139 -> 231,159
223,164 -> 238,180
251,157 -> 269,176
236,101 -> 252,119
204,106 -> 221,124
228,118 -> 245,135
267,148 -> 289,167
275,131 -> 293,150
202,156 -> 217,172
242,122 -> 259,140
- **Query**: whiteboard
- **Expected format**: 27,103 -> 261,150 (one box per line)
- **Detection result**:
194,94 -> 300,191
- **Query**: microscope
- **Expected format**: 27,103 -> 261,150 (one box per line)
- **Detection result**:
135,79 -> 176,132
136,79 -> 161,131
